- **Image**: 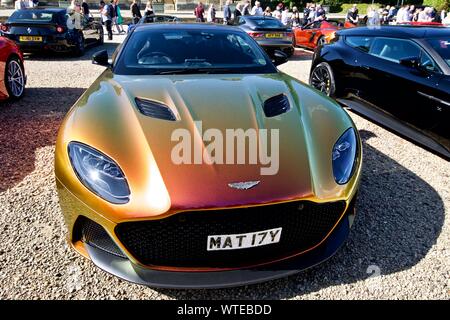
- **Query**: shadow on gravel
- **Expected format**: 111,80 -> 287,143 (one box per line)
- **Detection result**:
23,41 -> 120,62
0,87 -> 84,192
158,129 -> 444,299
289,49 -> 314,61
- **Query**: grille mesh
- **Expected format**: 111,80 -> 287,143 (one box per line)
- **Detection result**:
80,218 -> 126,258
115,201 -> 346,268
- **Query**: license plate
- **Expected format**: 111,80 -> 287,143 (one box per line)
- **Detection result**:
266,33 -> 283,39
19,36 -> 42,42
207,227 -> 282,251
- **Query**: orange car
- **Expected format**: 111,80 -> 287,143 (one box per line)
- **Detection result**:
294,20 -> 351,49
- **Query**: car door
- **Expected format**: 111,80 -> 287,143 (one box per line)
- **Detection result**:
339,35 -> 377,99
364,37 -> 443,130
295,22 -> 316,48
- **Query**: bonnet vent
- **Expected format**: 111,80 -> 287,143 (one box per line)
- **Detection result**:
135,98 -> 177,121
263,94 -> 290,117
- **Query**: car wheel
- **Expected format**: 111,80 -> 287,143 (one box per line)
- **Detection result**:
73,32 -> 85,56
98,27 -> 104,45
5,57 -> 25,100
317,36 -> 326,47
309,62 -> 336,97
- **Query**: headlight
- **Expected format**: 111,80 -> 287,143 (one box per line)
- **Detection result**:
332,128 -> 357,185
68,142 -> 130,204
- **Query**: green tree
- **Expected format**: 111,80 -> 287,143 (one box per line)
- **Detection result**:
423,0 -> 449,10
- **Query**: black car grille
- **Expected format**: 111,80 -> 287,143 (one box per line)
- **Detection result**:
115,201 -> 346,268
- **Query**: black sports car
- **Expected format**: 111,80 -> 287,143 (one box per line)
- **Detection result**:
234,16 -> 294,57
127,14 -> 181,34
310,26 -> 450,160
0,7 -> 103,55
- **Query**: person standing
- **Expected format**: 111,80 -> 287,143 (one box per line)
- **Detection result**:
194,2 -> 205,22
303,3 -> 310,25
81,0 -> 90,16
308,4 -> 316,23
281,7 -> 290,25
223,0 -> 232,25
251,1 -> 263,16
207,3 -> 216,23
14,0 -> 26,10
273,3 -> 282,20
315,4 -> 326,21
291,6 -> 300,27
264,7 -> 272,17
242,0 -> 251,16
115,0 -> 125,33
130,0 -> 142,24
145,1 -> 154,15
346,4 -> 359,26
100,0 -> 113,40
367,6 -> 380,26
234,3 -> 243,21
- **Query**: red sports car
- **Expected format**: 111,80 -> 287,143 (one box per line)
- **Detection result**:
294,20 -> 349,49
0,35 -> 26,101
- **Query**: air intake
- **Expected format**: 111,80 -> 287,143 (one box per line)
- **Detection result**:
78,217 -> 126,258
135,98 -> 177,121
263,94 -> 290,117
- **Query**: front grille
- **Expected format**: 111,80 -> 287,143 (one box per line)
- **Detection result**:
115,201 -> 346,268
78,217 -> 126,258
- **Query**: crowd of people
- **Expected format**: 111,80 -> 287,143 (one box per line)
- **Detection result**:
192,1 -> 450,27
364,4 -> 450,26
194,1 -> 308,27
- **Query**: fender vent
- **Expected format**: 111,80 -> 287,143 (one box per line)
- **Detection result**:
263,94 -> 290,117
135,98 -> 177,121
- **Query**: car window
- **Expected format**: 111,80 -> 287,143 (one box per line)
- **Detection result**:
419,50 -> 439,73
251,18 -> 284,28
345,36 -> 373,53
369,38 -> 420,63
9,10 -> 59,23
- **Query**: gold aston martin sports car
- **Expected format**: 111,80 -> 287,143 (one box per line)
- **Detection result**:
55,24 -> 362,288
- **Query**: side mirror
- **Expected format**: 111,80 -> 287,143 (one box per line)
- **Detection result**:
92,50 -> 110,66
399,56 -> 420,69
272,50 -> 289,66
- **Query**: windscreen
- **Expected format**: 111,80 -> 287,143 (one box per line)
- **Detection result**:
114,28 -> 276,75
9,10 -> 60,23
425,38 -> 450,68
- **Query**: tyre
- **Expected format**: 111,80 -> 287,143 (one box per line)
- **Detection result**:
317,36 -> 326,47
73,32 -> 85,56
5,56 -> 25,100
309,62 -> 336,97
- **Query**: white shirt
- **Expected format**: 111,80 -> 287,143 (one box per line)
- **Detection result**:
281,11 -> 290,25
251,6 -> 263,16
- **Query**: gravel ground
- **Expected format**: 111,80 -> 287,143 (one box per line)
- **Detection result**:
0,34 -> 449,300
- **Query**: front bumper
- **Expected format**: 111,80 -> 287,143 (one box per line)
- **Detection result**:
85,207 -> 352,289
57,174 -> 357,288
